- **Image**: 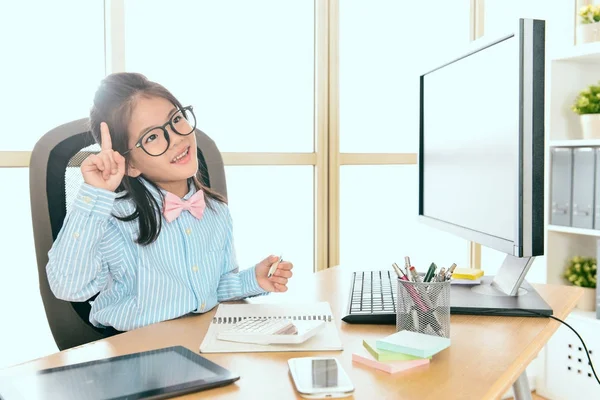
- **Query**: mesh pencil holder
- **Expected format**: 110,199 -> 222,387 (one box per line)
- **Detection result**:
396,277 -> 451,338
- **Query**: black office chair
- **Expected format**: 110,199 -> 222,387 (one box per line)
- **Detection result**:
29,118 -> 228,351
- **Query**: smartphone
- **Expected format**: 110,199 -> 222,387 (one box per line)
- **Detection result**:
288,357 -> 354,399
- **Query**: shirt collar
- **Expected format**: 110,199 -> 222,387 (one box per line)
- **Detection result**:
138,177 -> 196,205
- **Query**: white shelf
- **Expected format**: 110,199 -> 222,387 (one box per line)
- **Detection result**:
554,42 -> 600,63
569,309 -> 598,322
550,139 -> 600,147
565,309 -> 600,329
548,225 -> 600,237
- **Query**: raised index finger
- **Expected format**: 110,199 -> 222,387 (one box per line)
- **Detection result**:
100,122 -> 113,151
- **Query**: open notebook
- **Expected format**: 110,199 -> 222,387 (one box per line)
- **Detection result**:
199,302 -> 343,353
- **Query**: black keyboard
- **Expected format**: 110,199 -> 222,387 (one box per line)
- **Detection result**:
342,270 -> 555,324
341,270 -> 397,325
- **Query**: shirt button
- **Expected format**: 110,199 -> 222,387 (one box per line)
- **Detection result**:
73,232 -> 80,239
192,265 -> 199,272
201,302 -> 206,311
185,228 -> 192,235
82,196 -> 91,204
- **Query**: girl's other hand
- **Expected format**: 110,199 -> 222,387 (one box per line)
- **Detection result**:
81,122 -> 126,192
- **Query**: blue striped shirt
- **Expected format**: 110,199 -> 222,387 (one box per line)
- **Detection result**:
46,179 -> 266,331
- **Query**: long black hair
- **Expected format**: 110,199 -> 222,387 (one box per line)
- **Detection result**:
89,72 -> 226,245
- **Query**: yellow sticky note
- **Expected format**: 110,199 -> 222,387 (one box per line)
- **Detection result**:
451,268 -> 484,280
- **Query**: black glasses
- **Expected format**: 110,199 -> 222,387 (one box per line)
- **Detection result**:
123,105 -> 197,157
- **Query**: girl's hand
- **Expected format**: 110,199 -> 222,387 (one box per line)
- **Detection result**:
255,255 -> 293,292
81,122 -> 126,192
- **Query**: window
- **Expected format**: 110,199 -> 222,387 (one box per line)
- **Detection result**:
0,0 -> 104,368
0,0 -> 105,151
0,171 -> 57,368
225,166 -> 314,271
339,0 -> 470,153
123,0 -> 314,153
339,0 -> 471,268
123,0 -> 317,269
484,0 -> 573,46
340,166 -> 470,269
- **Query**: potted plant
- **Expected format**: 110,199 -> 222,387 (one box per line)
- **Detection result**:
577,4 -> 600,44
563,256 -> 597,311
571,82 -> 600,139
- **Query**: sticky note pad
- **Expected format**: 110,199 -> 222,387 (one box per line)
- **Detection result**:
451,268 -> 484,280
376,331 -> 451,359
363,340 -> 430,362
352,347 -> 430,374
450,278 -> 482,285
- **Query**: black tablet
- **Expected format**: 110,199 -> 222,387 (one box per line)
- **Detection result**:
0,346 -> 239,400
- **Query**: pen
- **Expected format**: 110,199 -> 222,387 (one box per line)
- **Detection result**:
401,275 -> 428,312
427,310 -> 446,337
267,255 -> 283,278
409,266 -> 422,283
392,263 -> 406,279
424,263 -> 437,283
435,267 -> 446,283
408,266 -> 436,311
445,263 -> 457,281
404,256 -> 411,277
401,269 -> 444,336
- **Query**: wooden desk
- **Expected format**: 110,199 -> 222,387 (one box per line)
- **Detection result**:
5,266 -> 582,400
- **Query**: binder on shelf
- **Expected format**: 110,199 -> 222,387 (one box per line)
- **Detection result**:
550,148 -> 573,227
595,149 -> 600,230
572,148 -> 596,229
597,239 -> 600,320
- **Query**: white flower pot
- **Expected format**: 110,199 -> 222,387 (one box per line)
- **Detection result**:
577,22 -> 600,44
576,287 -> 596,311
580,114 -> 600,139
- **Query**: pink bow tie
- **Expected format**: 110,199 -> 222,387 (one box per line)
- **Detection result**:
163,190 -> 206,223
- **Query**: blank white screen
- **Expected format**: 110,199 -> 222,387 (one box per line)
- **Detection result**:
422,36 -> 518,242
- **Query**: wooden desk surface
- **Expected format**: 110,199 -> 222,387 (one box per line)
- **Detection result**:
5,266 -> 582,400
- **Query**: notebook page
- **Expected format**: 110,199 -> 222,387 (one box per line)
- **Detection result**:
199,302 -> 343,353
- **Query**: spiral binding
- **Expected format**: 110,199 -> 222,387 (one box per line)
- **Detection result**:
213,314 -> 333,324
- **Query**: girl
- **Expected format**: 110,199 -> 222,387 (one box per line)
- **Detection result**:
46,72 -> 293,332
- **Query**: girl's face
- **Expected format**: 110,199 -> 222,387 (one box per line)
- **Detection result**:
125,96 -> 198,191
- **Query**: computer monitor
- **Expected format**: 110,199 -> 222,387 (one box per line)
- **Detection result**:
418,18 -> 552,316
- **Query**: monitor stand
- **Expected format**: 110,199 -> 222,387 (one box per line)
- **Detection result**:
450,254 -> 553,317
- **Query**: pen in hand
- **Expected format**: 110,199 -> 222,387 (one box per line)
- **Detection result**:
267,255 -> 283,278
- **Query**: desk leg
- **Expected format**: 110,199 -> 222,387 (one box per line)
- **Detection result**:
512,371 -> 532,400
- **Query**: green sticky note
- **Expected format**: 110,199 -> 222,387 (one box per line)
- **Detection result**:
363,340 -> 431,361
376,331 -> 451,359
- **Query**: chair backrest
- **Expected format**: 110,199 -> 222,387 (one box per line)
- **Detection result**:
29,118 -> 227,350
